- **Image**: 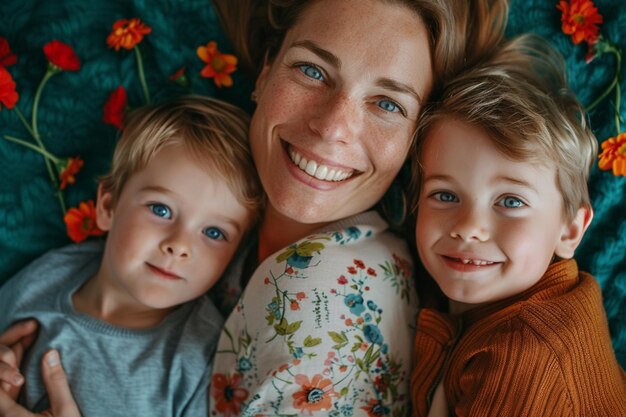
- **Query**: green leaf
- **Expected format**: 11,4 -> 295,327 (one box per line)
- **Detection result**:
303,335 -> 322,347
328,331 -> 347,344
276,247 -> 296,263
295,241 -> 326,257
340,386 -> 349,397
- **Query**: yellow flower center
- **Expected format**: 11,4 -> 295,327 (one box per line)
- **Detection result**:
618,143 -> 626,155
573,14 -> 586,24
211,56 -> 226,72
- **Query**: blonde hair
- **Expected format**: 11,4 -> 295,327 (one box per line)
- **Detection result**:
212,0 -> 508,92
410,34 -> 598,221
100,95 -> 264,218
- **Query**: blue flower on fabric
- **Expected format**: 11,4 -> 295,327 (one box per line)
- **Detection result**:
341,404 -> 354,417
345,227 -> 361,240
293,347 -> 304,359
238,357 -> 252,372
268,300 -> 281,319
363,324 -> 384,345
364,313 -> 373,322
367,300 -> 378,311
344,294 -> 365,315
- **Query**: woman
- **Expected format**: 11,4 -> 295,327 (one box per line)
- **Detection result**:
0,0 -> 506,415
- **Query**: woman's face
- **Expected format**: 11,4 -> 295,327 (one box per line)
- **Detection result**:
250,0 -> 433,225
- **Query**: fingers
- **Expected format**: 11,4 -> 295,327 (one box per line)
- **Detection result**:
0,388 -> 35,417
0,321 -> 38,346
0,344 -> 24,398
40,351 -> 81,417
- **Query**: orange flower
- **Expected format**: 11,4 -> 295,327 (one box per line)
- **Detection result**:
197,41 -> 237,87
360,398 -> 390,417
0,37 -> 18,67
106,18 -> 152,51
58,157 -> 84,190
211,373 -> 249,417
557,0 -> 603,45
64,200 -> 105,243
290,300 -> 300,311
598,132 -> 626,176
43,40 -> 81,71
292,374 -> 337,413
0,66 -> 18,110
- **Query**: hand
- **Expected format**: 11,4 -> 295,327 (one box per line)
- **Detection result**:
0,350 -> 81,417
0,320 -> 38,399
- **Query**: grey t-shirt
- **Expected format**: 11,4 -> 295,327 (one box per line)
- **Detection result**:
0,240 -> 223,416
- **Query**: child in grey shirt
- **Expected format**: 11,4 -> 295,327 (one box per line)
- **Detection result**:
0,96 -> 264,416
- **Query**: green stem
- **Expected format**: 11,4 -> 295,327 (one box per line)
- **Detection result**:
585,46 -> 622,115
30,69 -> 59,189
3,135 -> 61,164
613,49 -> 622,133
32,69 -> 54,140
134,46 -> 151,104
13,106 -> 36,138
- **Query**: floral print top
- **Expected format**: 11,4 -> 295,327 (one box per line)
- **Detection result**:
210,211 -> 418,417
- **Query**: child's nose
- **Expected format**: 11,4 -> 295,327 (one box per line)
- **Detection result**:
160,232 -> 190,258
449,206 -> 489,242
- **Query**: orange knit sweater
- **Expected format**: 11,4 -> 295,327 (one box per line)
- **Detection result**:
411,260 -> 626,417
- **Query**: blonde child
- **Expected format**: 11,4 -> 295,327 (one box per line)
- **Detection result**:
0,96 -> 264,416
410,35 -> 626,416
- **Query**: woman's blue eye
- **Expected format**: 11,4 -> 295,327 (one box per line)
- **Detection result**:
433,192 -> 458,203
377,99 -> 401,113
203,227 -> 226,241
299,64 -> 324,81
499,196 -> 525,209
149,203 -> 171,219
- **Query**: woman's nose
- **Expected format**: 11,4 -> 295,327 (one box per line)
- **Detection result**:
449,206 -> 489,242
308,93 -> 362,143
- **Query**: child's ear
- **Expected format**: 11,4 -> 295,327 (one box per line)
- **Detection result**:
555,206 -> 593,259
95,183 -> 115,232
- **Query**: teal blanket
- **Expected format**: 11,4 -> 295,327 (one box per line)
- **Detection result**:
1,0 -> 624,366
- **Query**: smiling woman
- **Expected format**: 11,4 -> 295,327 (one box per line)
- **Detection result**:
205,0 -> 507,415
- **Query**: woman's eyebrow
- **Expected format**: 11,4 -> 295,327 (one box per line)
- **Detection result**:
291,40 -> 341,68
377,78 -> 422,105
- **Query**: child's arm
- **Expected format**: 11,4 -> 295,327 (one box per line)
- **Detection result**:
0,320 -> 38,400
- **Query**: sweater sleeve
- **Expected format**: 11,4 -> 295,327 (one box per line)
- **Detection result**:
450,319 -> 574,417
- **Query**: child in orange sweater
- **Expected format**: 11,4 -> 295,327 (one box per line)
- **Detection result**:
409,34 -> 626,417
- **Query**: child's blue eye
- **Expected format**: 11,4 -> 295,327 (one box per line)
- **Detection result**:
432,191 -> 458,203
377,99 -> 402,114
498,196 -> 525,209
298,64 -> 324,81
203,227 -> 226,241
149,203 -> 171,219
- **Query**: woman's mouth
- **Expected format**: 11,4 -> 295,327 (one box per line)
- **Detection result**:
287,145 -> 355,182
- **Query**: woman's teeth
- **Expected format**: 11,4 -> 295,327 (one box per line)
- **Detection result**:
289,147 -> 354,182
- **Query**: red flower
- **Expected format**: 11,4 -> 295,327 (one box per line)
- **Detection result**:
0,66 -> 18,110
106,18 -> 152,51
102,86 -> 127,130
197,41 -> 237,87
292,374 -> 337,413
366,267 -> 377,277
0,37 -> 18,67
211,373 -> 249,417
295,292 -> 306,300
557,0 -> 603,45
598,132 -> 626,176
354,259 -> 365,269
58,157 -> 84,190
347,266 -> 357,275
290,300 -> 300,311
64,200 -> 105,243
43,40 -> 80,71
337,275 -> 348,285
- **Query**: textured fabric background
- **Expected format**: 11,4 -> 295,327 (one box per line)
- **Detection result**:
1,0 -> 624,366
